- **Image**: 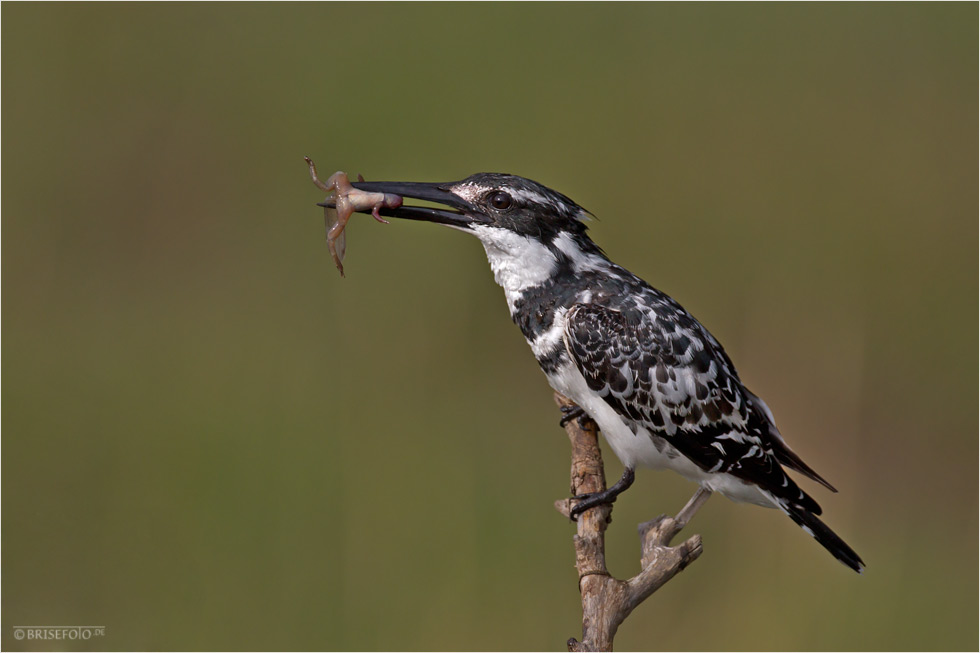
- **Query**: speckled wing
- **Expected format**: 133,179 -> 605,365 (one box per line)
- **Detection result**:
562,301 -> 821,513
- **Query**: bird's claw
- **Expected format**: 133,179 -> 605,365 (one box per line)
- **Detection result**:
567,467 -> 635,521
569,491 -> 619,521
559,404 -> 588,427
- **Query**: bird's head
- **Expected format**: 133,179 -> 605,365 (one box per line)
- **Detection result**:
329,172 -> 610,295
347,172 -> 593,244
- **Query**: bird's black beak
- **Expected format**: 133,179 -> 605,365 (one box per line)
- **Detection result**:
318,180 -> 487,228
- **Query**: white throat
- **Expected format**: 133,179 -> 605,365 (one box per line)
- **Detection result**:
470,225 -> 557,313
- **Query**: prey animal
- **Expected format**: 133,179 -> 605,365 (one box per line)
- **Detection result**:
310,169 -> 865,573
305,158 -> 401,276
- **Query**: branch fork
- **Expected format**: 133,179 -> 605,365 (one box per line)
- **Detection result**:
553,393 -> 706,652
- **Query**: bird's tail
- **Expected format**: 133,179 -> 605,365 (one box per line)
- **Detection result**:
776,498 -> 865,574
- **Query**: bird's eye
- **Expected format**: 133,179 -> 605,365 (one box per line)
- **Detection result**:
488,191 -> 512,210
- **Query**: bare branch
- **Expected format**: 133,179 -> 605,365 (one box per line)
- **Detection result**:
554,393 -> 705,652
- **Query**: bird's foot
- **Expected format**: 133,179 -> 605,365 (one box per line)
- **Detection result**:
559,404 -> 589,428
569,467 -> 635,521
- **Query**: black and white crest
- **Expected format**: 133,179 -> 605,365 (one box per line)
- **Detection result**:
447,173 -> 593,240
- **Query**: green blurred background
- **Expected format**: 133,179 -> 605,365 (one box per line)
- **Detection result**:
3,3 -> 977,651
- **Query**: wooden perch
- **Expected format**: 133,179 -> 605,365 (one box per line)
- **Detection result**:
553,393 -> 706,652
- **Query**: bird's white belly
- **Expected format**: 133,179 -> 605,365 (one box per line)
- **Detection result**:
547,362 -> 774,507
547,363 -> 692,471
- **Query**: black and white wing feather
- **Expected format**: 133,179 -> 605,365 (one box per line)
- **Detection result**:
563,301 -> 864,572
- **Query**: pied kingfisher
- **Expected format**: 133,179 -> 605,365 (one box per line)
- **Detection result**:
333,172 -> 864,573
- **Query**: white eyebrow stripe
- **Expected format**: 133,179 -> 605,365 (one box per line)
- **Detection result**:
508,188 -> 550,205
